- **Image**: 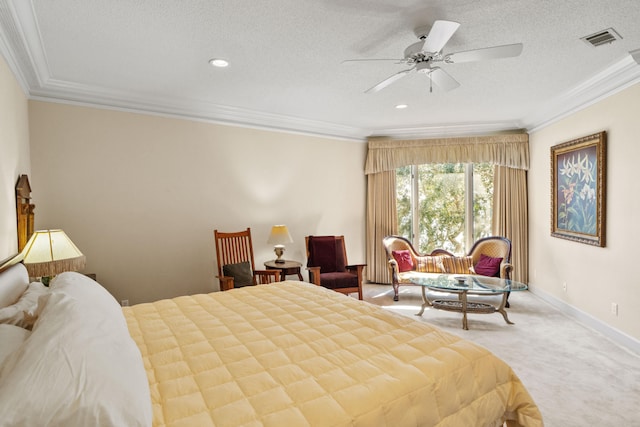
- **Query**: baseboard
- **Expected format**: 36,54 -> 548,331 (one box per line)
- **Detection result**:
529,286 -> 640,356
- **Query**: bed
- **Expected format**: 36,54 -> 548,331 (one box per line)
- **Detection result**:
0,259 -> 543,427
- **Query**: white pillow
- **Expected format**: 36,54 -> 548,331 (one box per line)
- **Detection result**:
0,324 -> 30,366
48,271 -> 123,320
0,282 -> 48,328
0,272 -> 152,427
0,263 -> 29,308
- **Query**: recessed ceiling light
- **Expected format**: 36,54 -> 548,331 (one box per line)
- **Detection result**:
395,104 -> 408,109
209,58 -> 229,68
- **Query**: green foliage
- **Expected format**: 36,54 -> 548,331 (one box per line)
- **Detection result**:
396,163 -> 493,254
417,163 -> 465,253
472,163 -> 494,240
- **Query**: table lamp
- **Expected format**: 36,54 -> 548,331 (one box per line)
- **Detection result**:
267,225 -> 293,264
21,229 -> 86,286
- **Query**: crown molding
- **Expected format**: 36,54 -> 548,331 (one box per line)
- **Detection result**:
0,0 -> 33,93
524,53 -> 640,132
1,0 -> 639,141
30,77 -> 368,142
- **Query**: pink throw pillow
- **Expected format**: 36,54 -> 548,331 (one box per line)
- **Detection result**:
474,254 -> 503,277
392,250 -> 414,272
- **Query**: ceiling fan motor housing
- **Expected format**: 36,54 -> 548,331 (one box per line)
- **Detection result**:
416,62 -> 433,73
404,41 -> 426,59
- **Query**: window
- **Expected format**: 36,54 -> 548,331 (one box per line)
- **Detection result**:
396,163 -> 494,254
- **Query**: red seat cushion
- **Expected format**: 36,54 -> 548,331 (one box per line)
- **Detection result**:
317,272 -> 358,290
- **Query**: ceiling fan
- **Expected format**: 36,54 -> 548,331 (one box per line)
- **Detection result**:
346,20 -> 523,93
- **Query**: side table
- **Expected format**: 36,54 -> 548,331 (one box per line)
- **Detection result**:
264,260 -> 303,281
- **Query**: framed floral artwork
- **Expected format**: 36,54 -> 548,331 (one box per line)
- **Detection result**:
551,131 -> 606,246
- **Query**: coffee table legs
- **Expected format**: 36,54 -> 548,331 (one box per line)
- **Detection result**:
460,291 -> 469,330
496,293 -> 514,325
416,286 -> 432,316
416,287 -> 514,329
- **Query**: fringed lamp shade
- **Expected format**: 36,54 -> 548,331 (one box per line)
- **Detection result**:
22,230 -> 86,278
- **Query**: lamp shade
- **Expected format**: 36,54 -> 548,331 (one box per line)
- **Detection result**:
267,225 -> 293,245
21,230 -> 86,278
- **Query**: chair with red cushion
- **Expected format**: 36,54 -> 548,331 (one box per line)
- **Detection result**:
467,236 -> 513,306
382,235 -> 424,301
305,235 -> 365,300
467,236 -> 513,279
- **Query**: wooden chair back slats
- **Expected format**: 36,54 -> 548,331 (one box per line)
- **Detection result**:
214,228 -> 281,291
220,236 -> 252,266
214,228 -> 256,278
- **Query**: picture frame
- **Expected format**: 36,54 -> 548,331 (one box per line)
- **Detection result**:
551,131 -> 606,247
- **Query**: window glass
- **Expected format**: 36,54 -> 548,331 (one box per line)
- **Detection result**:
473,163 -> 494,242
396,163 -> 493,254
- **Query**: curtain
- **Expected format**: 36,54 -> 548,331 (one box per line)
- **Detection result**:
365,134 -> 529,174
365,133 -> 529,285
493,166 -> 529,283
366,170 -> 397,284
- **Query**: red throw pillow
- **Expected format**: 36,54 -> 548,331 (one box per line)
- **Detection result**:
474,254 -> 503,277
392,250 -> 414,272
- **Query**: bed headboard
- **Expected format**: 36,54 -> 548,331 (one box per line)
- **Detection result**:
16,174 -> 35,252
0,175 -> 35,273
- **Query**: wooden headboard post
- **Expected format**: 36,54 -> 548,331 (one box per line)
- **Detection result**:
15,174 -> 35,252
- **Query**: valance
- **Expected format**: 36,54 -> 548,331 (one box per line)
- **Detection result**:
364,133 -> 529,174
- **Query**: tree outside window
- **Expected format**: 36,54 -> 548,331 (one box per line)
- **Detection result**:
396,163 -> 493,254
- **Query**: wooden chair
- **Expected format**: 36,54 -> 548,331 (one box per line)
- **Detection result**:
305,235 -> 365,300
214,228 -> 280,291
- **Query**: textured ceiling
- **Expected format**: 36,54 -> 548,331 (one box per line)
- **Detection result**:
1,0 -> 640,140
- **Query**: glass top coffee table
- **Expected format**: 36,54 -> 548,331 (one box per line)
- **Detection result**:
404,272 -> 528,330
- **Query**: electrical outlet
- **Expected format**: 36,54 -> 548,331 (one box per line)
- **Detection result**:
121,299 -> 129,307
562,282 -> 567,292
611,303 -> 618,316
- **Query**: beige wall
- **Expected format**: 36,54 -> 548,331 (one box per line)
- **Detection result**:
8,49 -> 640,344
529,82 -> 640,343
28,101 -> 367,304
0,56 -> 30,260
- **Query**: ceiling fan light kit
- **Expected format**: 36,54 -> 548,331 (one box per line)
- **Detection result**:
352,20 -> 523,94
209,58 -> 229,68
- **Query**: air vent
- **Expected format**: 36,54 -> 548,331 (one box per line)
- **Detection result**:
581,28 -> 622,47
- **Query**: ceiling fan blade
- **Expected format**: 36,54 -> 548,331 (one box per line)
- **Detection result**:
365,68 -> 414,93
427,67 -> 460,92
445,43 -> 523,63
341,58 -> 404,64
422,20 -> 460,53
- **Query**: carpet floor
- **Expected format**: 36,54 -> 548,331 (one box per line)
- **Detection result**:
362,283 -> 640,427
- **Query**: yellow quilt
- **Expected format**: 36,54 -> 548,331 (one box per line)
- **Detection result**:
124,281 -> 542,427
